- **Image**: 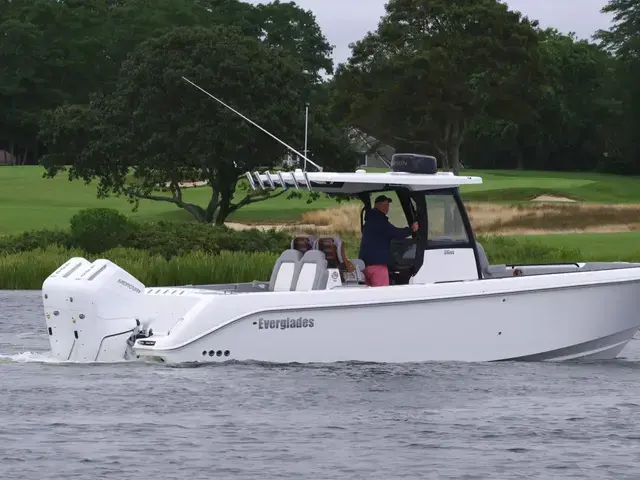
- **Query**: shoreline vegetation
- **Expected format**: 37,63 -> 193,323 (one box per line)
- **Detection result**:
0,169 -> 640,290
0,236 -> 584,290
2,168 -> 640,290
3,0 -> 640,290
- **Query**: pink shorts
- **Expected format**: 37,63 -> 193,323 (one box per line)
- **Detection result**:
364,265 -> 390,287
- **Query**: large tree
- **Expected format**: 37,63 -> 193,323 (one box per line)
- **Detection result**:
0,0 -> 110,163
40,26 -> 316,224
594,0 -> 640,173
1,0 -> 335,167
466,28 -> 620,172
253,0 -> 334,87
332,0 -> 541,174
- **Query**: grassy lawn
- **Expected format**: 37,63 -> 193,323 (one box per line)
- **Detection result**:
506,231 -> 640,261
459,169 -> 640,203
3,165 -> 640,236
0,166 -> 334,235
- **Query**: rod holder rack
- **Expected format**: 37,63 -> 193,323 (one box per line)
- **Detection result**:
245,170 -> 312,191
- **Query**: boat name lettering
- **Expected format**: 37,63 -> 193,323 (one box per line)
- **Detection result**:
117,278 -> 141,294
444,250 -> 455,255
257,317 -> 315,330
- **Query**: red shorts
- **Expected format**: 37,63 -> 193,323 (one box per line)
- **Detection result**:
364,265 -> 390,287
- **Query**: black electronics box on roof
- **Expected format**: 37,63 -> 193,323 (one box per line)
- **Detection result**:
390,153 -> 438,174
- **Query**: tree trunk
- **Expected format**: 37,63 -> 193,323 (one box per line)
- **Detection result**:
449,143 -> 461,176
439,150 -> 450,171
515,128 -> 525,170
438,118 -> 467,173
214,184 -> 233,226
439,119 -> 465,175
515,149 -> 524,170
182,204 -> 207,222
203,186 -> 220,224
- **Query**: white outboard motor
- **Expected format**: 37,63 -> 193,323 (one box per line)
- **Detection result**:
42,258 -> 145,362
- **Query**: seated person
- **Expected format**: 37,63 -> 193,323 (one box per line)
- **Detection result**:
358,195 -> 418,287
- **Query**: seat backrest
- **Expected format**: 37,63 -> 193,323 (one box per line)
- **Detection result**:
315,236 -> 355,273
269,249 -> 303,291
475,242 -> 490,277
291,235 -> 316,255
294,250 -> 329,291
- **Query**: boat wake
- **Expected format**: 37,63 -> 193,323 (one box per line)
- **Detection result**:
0,351 -> 60,364
0,351 -> 134,365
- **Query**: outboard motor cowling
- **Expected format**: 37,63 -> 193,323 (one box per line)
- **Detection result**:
42,258 -> 145,362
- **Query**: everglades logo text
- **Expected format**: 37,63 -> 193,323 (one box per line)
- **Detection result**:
257,317 -> 315,330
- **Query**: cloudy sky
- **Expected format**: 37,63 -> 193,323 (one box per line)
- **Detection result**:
246,0 -> 613,66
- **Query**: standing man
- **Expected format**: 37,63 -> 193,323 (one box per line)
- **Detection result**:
358,195 -> 419,287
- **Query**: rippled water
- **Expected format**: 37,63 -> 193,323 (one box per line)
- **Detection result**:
2,290 -> 640,479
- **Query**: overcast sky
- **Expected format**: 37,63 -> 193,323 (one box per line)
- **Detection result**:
246,0 -> 613,66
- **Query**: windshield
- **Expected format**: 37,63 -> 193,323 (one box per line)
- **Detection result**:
386,191 -> 409,228
425,192 -> 469,245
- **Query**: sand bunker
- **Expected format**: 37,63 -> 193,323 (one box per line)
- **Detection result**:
163,180 -> 208,188
531,195 -> 577,203
225,222 -> 320,232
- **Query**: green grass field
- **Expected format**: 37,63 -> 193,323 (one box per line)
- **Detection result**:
460,169 -> 640,203
506,231 -> 640,261
3,166 -> 640,235
3,165 -> 640,262
0,166 -> 337,234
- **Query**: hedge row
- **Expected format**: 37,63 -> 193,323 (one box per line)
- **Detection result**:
0,208 -> 290,258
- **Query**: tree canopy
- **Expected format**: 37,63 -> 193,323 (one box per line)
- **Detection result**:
39,25 -> 352,224
1,0 -> 339,166
2,0 -> 640,222
332,0 -> 542,174
5,0 -> 356,224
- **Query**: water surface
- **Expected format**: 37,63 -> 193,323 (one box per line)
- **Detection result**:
2,290 -> 640,479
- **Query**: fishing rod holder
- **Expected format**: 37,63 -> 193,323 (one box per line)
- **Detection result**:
246,170 -> 312,191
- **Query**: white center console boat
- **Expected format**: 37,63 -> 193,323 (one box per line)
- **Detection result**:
41,154 -> 640,364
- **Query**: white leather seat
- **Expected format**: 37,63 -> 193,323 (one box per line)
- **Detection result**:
293,250 -> 329,291
268,250 -> 303,291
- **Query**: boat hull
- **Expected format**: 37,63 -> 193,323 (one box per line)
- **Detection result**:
135,277 -> 640,364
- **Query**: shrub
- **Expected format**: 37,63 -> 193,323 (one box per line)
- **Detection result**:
128,220 -> 290,258
0,229 -> 72,255
0,218 -> 291,260
69,208 -> 134,254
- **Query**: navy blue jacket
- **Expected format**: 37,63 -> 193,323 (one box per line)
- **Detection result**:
358,208 -> 413,266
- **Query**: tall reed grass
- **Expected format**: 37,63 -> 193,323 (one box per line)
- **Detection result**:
0,236 -> 598,290
0,246 -> 278,290
476,235 -> 581,264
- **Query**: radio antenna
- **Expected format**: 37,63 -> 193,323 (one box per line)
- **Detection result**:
182,76 -> 323,172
